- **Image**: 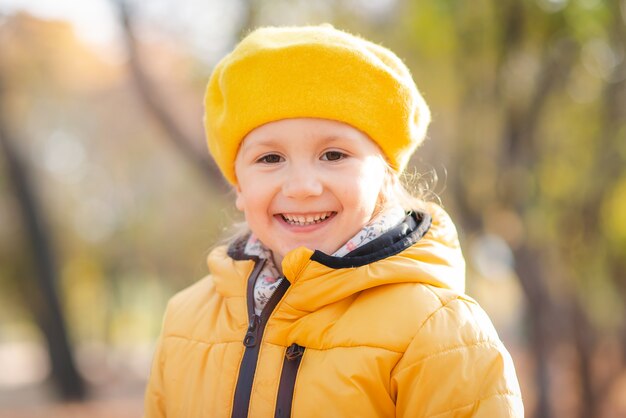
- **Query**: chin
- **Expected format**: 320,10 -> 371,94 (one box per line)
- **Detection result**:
284,242 -> 320,254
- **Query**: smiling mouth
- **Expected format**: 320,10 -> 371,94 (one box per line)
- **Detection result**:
279,211 -> 336,226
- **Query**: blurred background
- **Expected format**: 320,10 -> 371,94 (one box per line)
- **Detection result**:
0,0 -> 625,417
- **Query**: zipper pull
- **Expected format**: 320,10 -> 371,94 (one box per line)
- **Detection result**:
243,315 -> 261,347
285,343 -> 304,361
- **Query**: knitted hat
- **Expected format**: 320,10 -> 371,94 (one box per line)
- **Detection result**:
204,25 -> 431,185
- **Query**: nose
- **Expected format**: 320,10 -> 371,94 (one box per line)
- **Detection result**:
282,163 -> 323,199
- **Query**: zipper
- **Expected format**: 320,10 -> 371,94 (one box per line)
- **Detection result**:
231,259 -> 290,418
274,343 -> 305,418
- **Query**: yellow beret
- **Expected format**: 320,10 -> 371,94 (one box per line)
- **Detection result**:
204,25 -> 431,185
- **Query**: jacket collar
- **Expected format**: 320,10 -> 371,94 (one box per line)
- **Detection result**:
309,210 -> 431,268
209,203 -> 466,311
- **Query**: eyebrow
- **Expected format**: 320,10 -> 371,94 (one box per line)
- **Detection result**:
317,135 -> 347,145
241,137 -> 281,149
238,138 -> 278,159
238,133 -> 362,159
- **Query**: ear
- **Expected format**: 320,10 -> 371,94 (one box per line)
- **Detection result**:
234,185 -> 245,212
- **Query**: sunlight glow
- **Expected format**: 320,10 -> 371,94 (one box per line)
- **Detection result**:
0,0 -> 119,47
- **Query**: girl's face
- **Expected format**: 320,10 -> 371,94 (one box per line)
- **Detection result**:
234,118 -> 387,264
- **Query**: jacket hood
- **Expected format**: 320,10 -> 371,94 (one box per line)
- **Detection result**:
208,203 -> 465,313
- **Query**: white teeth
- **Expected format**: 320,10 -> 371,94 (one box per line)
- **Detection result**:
281,212 -> 333,226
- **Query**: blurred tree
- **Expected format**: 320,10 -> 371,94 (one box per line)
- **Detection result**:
0,11 -> 226,404
113,0 -> 229,193
395,1 -> 626,417
0,76 -> 85,400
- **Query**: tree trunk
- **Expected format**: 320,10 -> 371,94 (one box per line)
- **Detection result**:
0,81 -> 86,400
114,0 -> 229,193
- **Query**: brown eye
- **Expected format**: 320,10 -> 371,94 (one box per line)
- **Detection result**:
321,151 -> 346,161
258,154 -> 283,164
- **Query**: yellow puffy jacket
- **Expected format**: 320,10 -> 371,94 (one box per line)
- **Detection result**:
144,205 -> 523,417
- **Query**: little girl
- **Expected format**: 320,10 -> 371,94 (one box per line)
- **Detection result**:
144,25 -> 523,417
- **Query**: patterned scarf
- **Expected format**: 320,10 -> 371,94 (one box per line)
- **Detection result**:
243,206 -> 406,314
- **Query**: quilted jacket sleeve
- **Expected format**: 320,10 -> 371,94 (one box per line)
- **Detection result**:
391,292 -> 524,418
144,335 -> 166,418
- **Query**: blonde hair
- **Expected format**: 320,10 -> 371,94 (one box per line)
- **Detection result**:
373,155 -> 441,215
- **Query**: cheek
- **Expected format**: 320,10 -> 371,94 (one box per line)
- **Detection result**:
362,163 -> 386,196
347,164 -> 386,211
235,188 -> 270,220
